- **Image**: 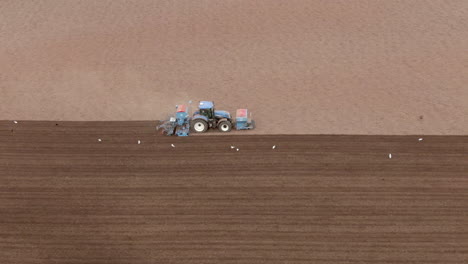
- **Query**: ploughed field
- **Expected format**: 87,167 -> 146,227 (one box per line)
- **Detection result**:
0,121 -> 467,264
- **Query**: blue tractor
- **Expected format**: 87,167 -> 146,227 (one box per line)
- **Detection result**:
191,101 -> 255,133
191,101 -> 233,133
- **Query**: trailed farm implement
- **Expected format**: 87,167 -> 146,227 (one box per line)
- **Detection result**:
158,101 -> 255,136
157,104 -> 191,136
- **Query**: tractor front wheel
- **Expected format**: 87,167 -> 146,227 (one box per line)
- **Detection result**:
191,119 -> 208,133
218,121 -> 232,132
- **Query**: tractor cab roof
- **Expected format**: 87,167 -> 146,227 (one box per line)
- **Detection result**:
199,101 -> 214,109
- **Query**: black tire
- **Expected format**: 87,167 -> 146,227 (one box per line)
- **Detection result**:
191,119 -> 208,133
218,121 -> 232,132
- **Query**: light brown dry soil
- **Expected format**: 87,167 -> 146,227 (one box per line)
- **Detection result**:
1,1 -> 467,134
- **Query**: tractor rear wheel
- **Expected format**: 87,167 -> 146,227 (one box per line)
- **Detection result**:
191,119 -> 208,133
218,121 -> 232,132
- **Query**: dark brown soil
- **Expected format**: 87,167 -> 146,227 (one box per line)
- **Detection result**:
0,121 -> 467,263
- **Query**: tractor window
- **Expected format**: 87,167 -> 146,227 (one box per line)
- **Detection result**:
200,109 -> 212,118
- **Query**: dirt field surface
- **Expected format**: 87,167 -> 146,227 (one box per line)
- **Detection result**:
0,121 -> 467,263
1,0 -> 467,134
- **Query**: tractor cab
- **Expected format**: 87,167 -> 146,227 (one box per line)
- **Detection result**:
198,101 -> 215,119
